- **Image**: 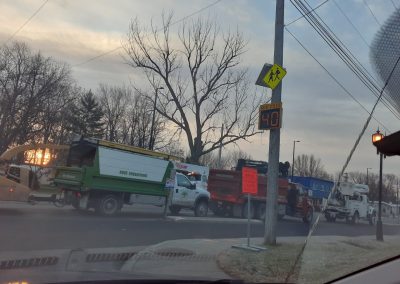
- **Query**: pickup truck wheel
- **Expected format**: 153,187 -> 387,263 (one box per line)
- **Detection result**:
369,212 -> 376,226
325,213 -> 332,222
169,205 -> 181,215
256,204 -> 266,220
352,211 -> 360,225
212,208 -> 225,217
325,213 -> 336,223
95,194 -> 121,216
303,208 -> 313,224
194,200 -> 208,217
70,195 -> 81,210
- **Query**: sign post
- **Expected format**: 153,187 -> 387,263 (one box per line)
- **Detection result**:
232,167 -> 266,252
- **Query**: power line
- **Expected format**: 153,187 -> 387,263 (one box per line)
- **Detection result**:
285,0 -> 330,26
4,0 -> 49,45
290,0 -> 400,120
363,0 -> 381,26
302,0 -> 400,118
391,0 -> 398,10
285,27 -> 390,132
332,0 -> 370,48
303,0 -> 400,118
73,0 -> 223,67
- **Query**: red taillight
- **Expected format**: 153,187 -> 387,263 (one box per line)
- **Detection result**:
76,192 -> 81,198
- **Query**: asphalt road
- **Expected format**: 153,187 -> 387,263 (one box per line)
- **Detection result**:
1,201 -> 400,251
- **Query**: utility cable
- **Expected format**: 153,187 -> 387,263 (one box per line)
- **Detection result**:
4,0 -> 49,45
73,0 -> 223,67
285,0 -> 330,26
363,0 -> 381,26
290,0 -> 400,119
391,0 -> 398,10
332,0 -> 370,48
285,27 -> 390,132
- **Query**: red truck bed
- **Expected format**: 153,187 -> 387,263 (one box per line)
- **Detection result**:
208,169 -> 289,204
208,169 -> 313,222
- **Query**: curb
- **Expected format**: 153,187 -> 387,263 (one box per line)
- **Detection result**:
166,215 -> 263,224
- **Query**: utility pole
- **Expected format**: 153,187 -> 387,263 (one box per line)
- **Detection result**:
377,153 -> 383,241
218,124 -> 224,169
149,87 -> 164,150
291,140 -> 300,181
265,0 -> 284,245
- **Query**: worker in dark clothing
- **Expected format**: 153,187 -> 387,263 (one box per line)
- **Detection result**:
287,185 -> 298,215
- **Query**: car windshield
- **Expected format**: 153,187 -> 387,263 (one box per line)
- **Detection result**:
1,1 -> 400,283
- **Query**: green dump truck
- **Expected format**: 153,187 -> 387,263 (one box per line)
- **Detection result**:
54,136 -> 210,216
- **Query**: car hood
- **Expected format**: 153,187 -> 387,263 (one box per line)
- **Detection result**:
0,239 -> 231,283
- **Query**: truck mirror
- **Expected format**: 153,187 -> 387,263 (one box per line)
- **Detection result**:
189,183 -> 196,190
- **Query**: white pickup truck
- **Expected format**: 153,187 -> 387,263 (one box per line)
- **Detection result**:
117,171 -> 210,217
323,179 -> 376,225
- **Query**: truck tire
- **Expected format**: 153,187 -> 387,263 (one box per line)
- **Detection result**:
325,213 -> 332,222
369,212 -> 376,226
212,208 -> 225,217
194,200 -> 208,217
303,208 -> 313,224
71,198 -> 80,210
169,205 -> 181,215
352,211 -> 360,225
256,203 -> 266,220
242,201 -> 255,219
325,213 -> 336,223
95,194 -> 121,216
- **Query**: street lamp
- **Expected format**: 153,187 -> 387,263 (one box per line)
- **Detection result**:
372,129 -> 384,241
367,167 -> 372,185
149,87 -> 164,150
291,140 -> 300,181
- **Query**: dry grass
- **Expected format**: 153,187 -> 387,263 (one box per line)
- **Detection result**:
217,237 -> 400,284
299,238 -> 400,284
217,242 -> 303,283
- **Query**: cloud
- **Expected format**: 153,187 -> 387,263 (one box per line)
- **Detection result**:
0,0 -> 398,176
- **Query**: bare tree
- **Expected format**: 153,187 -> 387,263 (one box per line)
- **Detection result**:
0,42 -> 76,153
200,148 -> 252,169
293,154 -> 330,179
347,171 -> 398,203
98,84 -> 130,142
123,15 -> 260,164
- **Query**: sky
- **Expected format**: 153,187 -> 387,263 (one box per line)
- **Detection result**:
0,0 -> 399,177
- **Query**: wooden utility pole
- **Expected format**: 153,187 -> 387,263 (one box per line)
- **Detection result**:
265,0 -> 285,245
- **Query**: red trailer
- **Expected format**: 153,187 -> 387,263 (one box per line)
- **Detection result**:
208,168 -> 313,223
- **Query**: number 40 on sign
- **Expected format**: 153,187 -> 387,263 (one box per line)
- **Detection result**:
258,102 -> 282,130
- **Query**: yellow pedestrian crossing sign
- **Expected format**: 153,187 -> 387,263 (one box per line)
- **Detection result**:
262,63 -> 286,90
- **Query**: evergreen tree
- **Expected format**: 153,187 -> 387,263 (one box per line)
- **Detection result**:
71,90 -> 104,138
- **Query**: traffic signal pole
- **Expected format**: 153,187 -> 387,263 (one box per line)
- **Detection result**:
265,0 -> 285,245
